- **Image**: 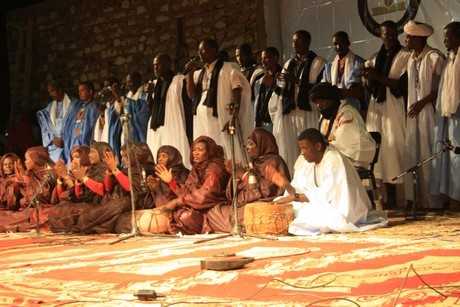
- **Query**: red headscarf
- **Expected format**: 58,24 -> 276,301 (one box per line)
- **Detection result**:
248,128 -> 279,157
71,145 -> 91,167
190,136 -> 225,167
25,146 -> 53,168
158,145 -> 189,176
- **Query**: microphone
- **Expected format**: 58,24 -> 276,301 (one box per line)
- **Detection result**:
444,139 -> 460,154
247,162 -> 258,189
140,167 -> 147,192
183,56 -> 201,75
95,86 -> 112,99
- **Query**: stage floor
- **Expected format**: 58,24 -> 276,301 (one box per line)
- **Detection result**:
1,214 -> 460,306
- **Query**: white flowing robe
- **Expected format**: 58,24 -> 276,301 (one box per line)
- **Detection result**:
93,102 -> 111,143
288,147 -> 385,236
269,56 -> 325,174
320,103 -> 376,167
366,49 -> 410,183
405,46 -> 444,207
147,75 -> 191,169
193,61 -> 253,161
431,48 -> 460,201
322,51 -> 364,110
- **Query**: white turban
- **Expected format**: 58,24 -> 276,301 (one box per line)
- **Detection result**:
404,20 -> 433,37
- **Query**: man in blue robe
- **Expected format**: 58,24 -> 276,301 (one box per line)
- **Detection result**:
37,80 -> 79,163
322,31 -> 365,111
109,72 -> 149,157
63,81 -> 100,160
431,22 -> 460,205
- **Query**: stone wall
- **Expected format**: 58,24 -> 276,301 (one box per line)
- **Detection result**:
7,0 -> 266,110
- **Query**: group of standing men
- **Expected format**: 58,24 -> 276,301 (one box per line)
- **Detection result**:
37,20 -> 460,210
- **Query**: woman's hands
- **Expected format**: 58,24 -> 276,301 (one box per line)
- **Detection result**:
103,151 -> 118,173
155,164 -> 173,183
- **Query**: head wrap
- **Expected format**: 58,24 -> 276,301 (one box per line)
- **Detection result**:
0,153 -> 20,177
190,136 -> 224,167
70,145 -> 91,167
248,128 -> 279,157
25,146 -> 52,168
404,20 -> 433,37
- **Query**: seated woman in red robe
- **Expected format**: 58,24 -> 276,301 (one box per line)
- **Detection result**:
114,145 -> 190,233
151,145 -> 190,208
20,146 -> 56,208
48,145 -> 107,232
156,136 -> 229,235
0,153 -> 22,211
0,147 -> 56,232
205,128 -> 291,233
74,142 -> 146,234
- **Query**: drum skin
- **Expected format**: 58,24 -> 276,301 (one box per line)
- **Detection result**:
135,208 -> 171,234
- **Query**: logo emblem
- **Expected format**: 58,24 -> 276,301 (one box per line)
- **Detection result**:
358,0 -> 421,36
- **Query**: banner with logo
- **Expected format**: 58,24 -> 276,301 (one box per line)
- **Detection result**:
265,0 -> 460,61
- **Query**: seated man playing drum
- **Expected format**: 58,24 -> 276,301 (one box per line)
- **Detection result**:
277,128 -> 386,235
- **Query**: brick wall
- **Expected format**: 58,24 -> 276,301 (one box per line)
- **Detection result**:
7,0 -> 266,110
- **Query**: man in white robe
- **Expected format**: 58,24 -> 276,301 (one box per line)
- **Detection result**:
322,31 -> 365,111
310,83 -> 376,168
276,128 -> 385,236
403,21 -> 445,209
269,30 -> 325,174
431,21 -> 460,203
185,38 -> 253,161
364,20 -> 410,208
146,54 -> 190,168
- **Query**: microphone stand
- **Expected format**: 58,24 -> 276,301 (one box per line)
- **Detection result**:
392,141 -> 452,220
110,96 -> 177,245
27,167 -> 53,236
110,104 -> 139,244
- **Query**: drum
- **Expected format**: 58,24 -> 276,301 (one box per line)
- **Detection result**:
243,202 -> 294,235
135,208 -> 171,234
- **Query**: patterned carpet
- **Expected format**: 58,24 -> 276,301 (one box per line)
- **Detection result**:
1,215 -> 460,306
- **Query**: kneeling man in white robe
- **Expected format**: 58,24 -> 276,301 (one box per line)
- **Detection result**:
277,128 -> 386,235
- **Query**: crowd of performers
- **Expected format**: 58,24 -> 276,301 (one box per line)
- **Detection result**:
0,19 -> 459,235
